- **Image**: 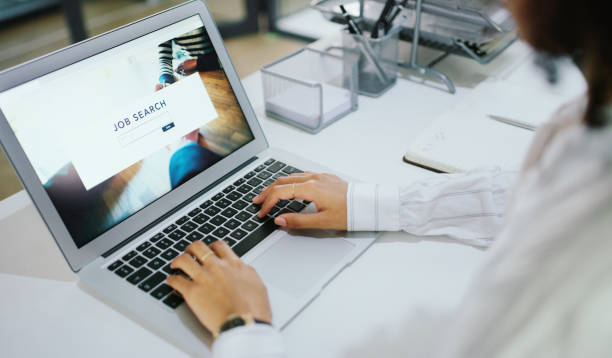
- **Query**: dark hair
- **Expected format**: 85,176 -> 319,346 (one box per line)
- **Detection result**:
509,0 -> 611,128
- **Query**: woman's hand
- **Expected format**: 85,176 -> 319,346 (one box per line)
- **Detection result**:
253,172 -> 348,230
167,241 -> 272,335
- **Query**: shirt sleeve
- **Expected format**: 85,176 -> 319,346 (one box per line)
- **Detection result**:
212,324 -> 286,358
346,167 -> 517,247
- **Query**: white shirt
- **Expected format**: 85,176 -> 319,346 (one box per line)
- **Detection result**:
212,96 -> 612,357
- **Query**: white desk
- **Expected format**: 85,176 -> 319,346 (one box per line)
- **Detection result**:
0,35 -> 585,357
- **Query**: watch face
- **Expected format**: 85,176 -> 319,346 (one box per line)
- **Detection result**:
220,317 -> 246,333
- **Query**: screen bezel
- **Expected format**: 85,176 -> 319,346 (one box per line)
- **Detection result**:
0,0 -> 268,272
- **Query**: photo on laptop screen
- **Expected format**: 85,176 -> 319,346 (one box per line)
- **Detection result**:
0,16 -> 254,248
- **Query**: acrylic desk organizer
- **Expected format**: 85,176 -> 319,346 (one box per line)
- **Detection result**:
261,48 -> 358,133
341,26 -> 400,97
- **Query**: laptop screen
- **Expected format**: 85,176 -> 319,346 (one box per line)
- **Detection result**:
0,15 -> 254,248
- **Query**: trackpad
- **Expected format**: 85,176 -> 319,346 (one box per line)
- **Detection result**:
252,232 -> 354,298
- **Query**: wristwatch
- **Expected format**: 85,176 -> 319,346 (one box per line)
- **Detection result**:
216,313 -> 269,338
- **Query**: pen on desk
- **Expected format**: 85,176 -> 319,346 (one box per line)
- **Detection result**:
487,115 -> 535,131
339,5 -> 390,85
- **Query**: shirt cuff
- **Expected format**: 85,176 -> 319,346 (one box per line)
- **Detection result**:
346,183 -> 400,232
212,324 -> 285,358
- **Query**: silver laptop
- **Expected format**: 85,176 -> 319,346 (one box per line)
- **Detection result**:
0,1 -> 377,356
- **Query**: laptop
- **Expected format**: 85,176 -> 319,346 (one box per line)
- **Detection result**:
0,1 -> 377,356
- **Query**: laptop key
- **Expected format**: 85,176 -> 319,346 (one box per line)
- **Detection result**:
269,206 -> 280,216
233,178 -> 245,186
163,224 -> 177,234
142,247 -> 161,259
168,229 -> 186,241
204,206 -> 221,216
139,272 -> 166,292
212,193 -> 224,201
223,185 -> 235,194
147,257 -> 165,270
115,265 -> 134,278
241,221 -> 258,232
233,221 -> 279,257
175,216 -> 189,225
221,207 -> 238,218
244,193 -> 257,202
150,233 -> 164,243
235,211 -> 251,222
247,178 -> 263,187
151,283 -> 173,300
136,241 -> 151,252
192,213 -> 209,225
252,214 -> 271,224
212,227 -> 230,238
156,238 -> 173,250
127,267 -> 152,285
122,250 -> 137,261
173,240 -> 190,252
216,198 -> 232,209
162,263 -> 172,275
210,215 -> 227,226
199,200 -> 213,209
267,161 -> 285,173
181,221 -> 197,233
224,219 -> 241,230
129,255 -> 147,268
254,164 -> 266,172
244,171 -> 256,179
253,186 -> 264,194
107,260 -> 122,271
237,184 -> 253,194
272,173 -> 285,179
264,158 -> 275,165
226,191 -> 241,201
288,201 -> 306,212
277,200 -> 289,207
263,179 -> 274,186
198,223 -> 215,234
161,248 -> 179,261
188,208 -> 201,217
202,236 -> 217,245
257,171 -> 272,180
186,231 -> 203,242
230,229 -> 247,240
245,204 -> 260,214
223,238 -> 237,247
163,292 -> 184,309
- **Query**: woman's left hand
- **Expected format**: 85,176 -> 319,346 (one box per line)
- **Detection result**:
167,240 -> 272,335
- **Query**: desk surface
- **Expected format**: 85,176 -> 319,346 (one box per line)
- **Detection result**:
0,34 -> 586,357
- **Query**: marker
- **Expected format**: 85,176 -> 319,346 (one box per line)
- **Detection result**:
339,5 -> 362,35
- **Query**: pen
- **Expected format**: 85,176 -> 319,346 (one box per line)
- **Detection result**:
339,5 -> 362,35
339,5 -> 389,85
487,115 -> 535,131
371,0 -> 395,38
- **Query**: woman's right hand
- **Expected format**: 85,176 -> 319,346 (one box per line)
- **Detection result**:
252,172 -> 348,230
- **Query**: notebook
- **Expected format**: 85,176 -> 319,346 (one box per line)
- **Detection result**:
403,101 -> 535,173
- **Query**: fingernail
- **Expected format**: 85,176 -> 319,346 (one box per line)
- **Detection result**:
253,195 -> 259,202
275,217 -> 287,226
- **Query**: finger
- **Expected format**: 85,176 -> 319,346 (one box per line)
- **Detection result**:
210,240 -> 239,261
185,241 -> 217,265
167,274 -> 192,295
274,212 -> 328,229
253,174 -> 314,204
258,182 -> 313,217
171,253 -> 204,279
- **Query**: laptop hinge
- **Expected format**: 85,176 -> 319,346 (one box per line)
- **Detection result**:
102,156 -> 259,258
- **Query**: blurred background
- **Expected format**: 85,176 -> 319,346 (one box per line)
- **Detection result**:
0,0 -> 326,200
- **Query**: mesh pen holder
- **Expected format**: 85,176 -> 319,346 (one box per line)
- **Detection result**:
342,25 -> 400,97
261,48 -> 358,134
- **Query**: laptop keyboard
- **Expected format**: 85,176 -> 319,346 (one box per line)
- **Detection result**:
106,158 -> 308,309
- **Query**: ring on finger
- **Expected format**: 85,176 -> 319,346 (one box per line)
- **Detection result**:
198,252 -> 215,266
